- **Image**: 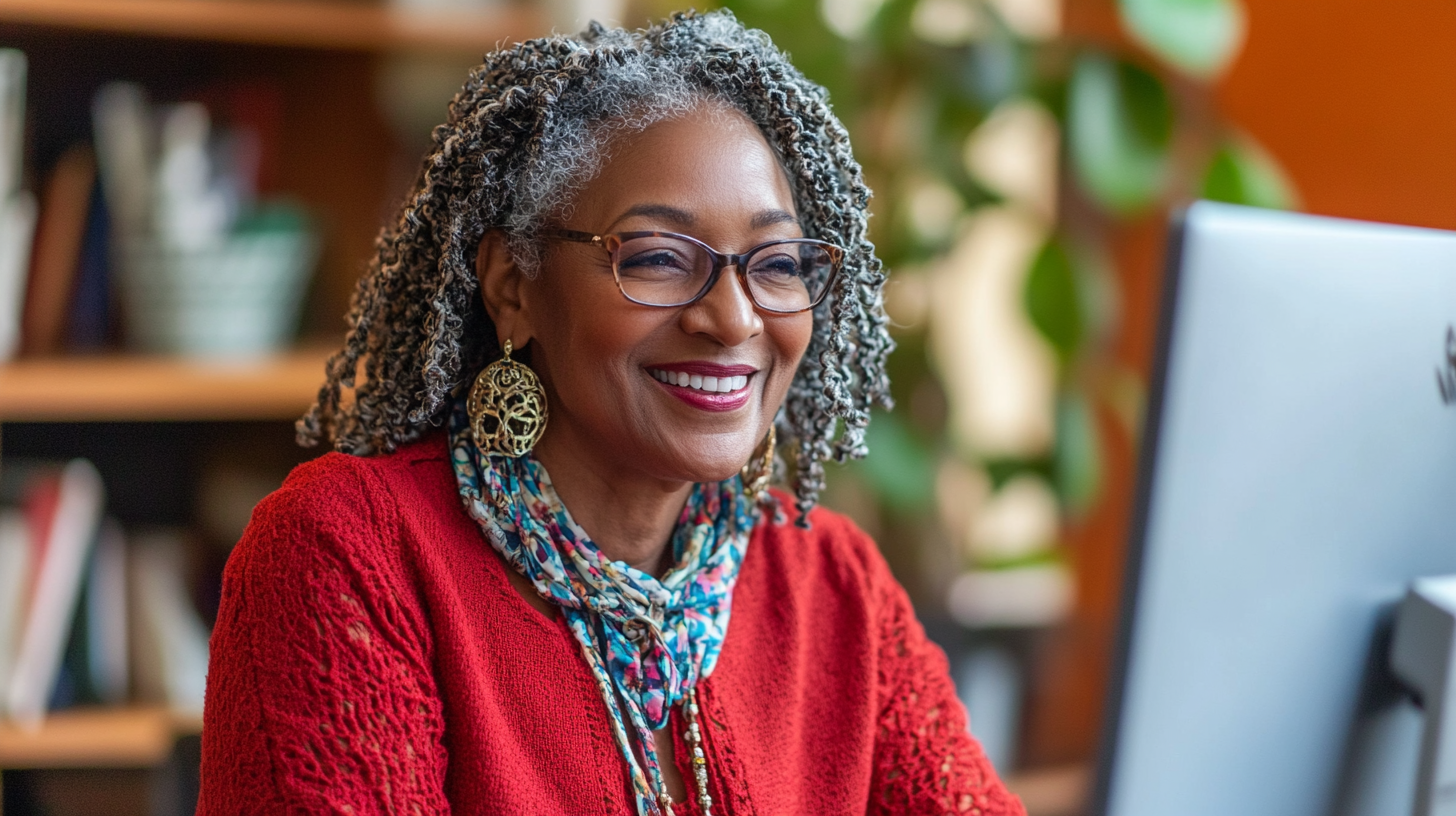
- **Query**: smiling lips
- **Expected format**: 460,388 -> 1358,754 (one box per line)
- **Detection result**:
646,363 -> 756,411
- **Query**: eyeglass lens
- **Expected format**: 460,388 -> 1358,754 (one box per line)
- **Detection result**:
612,234 -> 834,311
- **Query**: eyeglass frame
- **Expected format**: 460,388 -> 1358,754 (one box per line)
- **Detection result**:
539,227 -> 844,314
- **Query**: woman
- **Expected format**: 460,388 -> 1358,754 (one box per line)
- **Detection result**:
200,11 -> 1024,816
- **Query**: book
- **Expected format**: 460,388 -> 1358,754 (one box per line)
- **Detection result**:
0,49 -> 24,201
4,459 -> 106,727
0,49 -> 32,362
129,528 -> 210,716
65,182 -> 111,351
0,511 -> 31,700
21,146 -> 96,356
91,82 -> 153,251
85,520 -> 129,705
21,467 -> 62,587
0,190 -> 37,362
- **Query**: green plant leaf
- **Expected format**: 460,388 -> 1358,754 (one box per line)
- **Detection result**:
856,409 -> 937,512
1200,135 -> 1298,210
1118,0 -> 1245,79
1067,53 -> 1172,214
1055,393 -> 1101,514
1024,237 -> 1083,365
981,456 -> 1055,491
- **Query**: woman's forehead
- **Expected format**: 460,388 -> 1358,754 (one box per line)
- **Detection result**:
571,107 -> 799,234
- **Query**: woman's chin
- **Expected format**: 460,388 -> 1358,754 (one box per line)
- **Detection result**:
664,462 -> 748,486
644,446 -> 756,487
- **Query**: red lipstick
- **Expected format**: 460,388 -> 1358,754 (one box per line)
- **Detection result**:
656,383 -> 752,411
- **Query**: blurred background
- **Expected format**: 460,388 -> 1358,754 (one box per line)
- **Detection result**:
0,0 -> 1452,813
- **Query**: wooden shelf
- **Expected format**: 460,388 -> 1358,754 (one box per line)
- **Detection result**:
0,706 -> 202,769
0,0 -> 549,52
0,346 -> 334,422
1004,763 -> 1092,816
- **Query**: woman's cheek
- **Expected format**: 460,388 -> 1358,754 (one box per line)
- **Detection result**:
778,316 -> 815,382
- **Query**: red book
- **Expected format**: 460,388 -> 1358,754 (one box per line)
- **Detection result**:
20,473 -> 59,599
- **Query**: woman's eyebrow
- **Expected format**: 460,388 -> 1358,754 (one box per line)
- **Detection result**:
750,209 -> 799,229
614,203 -> 695,227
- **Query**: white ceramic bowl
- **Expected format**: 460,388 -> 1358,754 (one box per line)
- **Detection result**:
119,230 -> 319,358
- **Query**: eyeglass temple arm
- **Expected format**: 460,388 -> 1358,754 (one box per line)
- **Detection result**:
540,228 -> 601,245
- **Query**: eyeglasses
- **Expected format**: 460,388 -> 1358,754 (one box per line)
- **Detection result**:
541,228 -> 843,314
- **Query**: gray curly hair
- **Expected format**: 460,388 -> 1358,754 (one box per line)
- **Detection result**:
297,9 -> 894,521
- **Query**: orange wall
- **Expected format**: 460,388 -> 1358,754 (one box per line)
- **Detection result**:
1221,0 -> 1456,231
1023,0 -> 1456,767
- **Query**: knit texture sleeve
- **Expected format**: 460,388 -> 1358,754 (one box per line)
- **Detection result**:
199,455 -> 450,816
862,537 -> 1025,816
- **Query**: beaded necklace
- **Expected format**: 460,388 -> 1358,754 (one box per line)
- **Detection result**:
449,402 -> 753,815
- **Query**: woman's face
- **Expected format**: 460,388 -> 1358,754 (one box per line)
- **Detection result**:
516,105 -> 813,486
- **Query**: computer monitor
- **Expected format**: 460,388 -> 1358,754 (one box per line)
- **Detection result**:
1094,202 -> 1456,816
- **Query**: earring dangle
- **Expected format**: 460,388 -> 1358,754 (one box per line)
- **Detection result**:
466,339 -> 548,457
740,424 -> 776,497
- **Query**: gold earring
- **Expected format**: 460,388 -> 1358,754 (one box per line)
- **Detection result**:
466,339 -> 548,457
740,424 -> 776,496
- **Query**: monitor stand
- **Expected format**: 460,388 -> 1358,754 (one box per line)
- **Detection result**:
1392,575 -> 1456,816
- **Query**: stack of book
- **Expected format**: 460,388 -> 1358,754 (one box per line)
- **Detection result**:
0,460 -> 211,729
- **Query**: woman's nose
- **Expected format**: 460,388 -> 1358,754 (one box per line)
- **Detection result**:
679,266 -> 763,346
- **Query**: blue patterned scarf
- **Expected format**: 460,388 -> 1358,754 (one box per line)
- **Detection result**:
448,403 -> 757,816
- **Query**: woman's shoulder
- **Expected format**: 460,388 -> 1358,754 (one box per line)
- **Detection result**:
234,433 -> 452,574
277,432 -> 448,498
750,491 -> 896,596
259,432 -> 448,520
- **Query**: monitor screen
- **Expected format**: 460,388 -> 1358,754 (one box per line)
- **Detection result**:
1095,202 -> 1456,816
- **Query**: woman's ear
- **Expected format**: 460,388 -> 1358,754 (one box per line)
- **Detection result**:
476,229 -> 532,349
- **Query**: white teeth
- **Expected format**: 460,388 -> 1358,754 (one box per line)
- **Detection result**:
648,368 -> 751,393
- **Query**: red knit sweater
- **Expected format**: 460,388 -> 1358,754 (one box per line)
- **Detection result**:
199,434 -> 1025,816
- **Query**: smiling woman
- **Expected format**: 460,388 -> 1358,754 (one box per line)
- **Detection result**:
197,11 -> 1025,816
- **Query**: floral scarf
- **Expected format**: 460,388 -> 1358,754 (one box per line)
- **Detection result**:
448,402 -> 756,816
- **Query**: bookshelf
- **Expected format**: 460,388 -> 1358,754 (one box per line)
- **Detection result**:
0,346 -> 334,422
0,4 -> 550,809
0,0 -> 549,53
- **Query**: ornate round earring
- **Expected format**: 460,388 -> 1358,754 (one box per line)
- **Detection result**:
466,339 -> 548,457
740,424 -> 776,496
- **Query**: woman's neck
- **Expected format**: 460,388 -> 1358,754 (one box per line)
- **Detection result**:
532,436 -> 694,577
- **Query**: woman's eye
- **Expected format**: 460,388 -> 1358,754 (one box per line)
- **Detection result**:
619,250 -> 692,275
748,255 -> 803,279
